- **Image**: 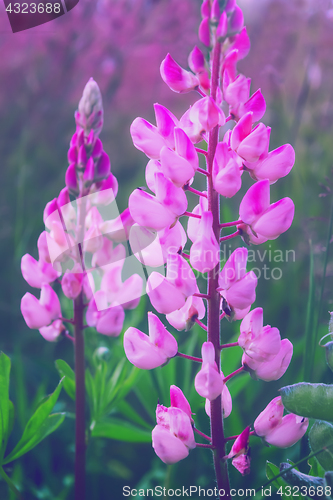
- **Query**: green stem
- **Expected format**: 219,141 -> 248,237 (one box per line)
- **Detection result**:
0,467 -> 23,500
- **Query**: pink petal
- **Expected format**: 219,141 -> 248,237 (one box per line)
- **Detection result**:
21,292 -> 53,329
160,54 -> 199,93
147,273 -> 185,314
239,179 -> 270,225
96,304 -> 125,336
152,425 -> 190,464
130,117 -> 166,159
129,188 -> 175,231
264,413 -> 309,448
155,172 -> 188,216
253,197 -> 295,239
124,327 -> 168,369
148,312 -> 178,359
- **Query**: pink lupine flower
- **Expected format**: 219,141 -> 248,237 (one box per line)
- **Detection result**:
90,173 -> 119,205
225,27 -> 251,60
129,221 -> 186,268
223,72 -> 266,123
152,392 -> 196,464
100,208 -> 134,243
195,342 -> 224,401
199,17 -> 210,47
189,96 -> 225,134
147,253 -> 197,314
92,239 -> 125,269
123,312 -> 178,369
218,248 -> 257,319
216,11 -> 228,39
238,179 -> 295,245
190,211 -> 220,273
254,396 -> 309,448
229,5 -> 244,34
231,112 -> 269,163
61,264 -> 83,300
130,104 -> 179,160
166,295 -> 205,331
160,53 -> 199,93
212,142 -> 242,198
187,195 -> 208,242
21,283 -> 61,330
21,253 -> 61,288
242,338 -> 293,382
188,46 -> 210,91
129,172 -> 187,231
238,308 -> 281,362
101,258 -> 143,310
170,385 -> 192,421
205,378 -> 232,418
245,143 -> 295,184
86,290 -> 125,336
225,427 -> 250,475
39,319 -> 65,342
160,127 -> 198,187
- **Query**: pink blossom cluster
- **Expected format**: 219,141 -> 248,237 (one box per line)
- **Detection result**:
20,79 -> 141,341
123,0 -> 307,476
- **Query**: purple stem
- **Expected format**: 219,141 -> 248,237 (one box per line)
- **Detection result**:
219,311 -> 226,321
64,332 -> 75,343
206,38 -> 231,499
182,252 -> 190,259
223,366 -> 245,384
176,352 -> 202,363
60,317 -> 75,325
220,229 -> 240,242
197,443 -> 215,449
195,317 -> 207,331
196,87 -> 207,98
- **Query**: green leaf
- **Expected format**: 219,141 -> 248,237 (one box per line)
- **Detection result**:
279,462 -> 323,498
55,360 -> 75,400
91,418 -> 151,443
0,353 -> 11,460
309,420 -> 333,471
3,413 -> 65,464
3,378 -> 64,464
116,400 -> 152,430
266,461 -> 287,490
325,342 -> 333,374
280,383 -> 333,421
308,456 -> 326,478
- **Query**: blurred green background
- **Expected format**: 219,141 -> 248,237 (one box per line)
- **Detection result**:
1,0 -> 333,498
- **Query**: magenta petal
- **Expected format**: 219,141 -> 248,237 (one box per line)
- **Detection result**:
170,385 -> 192,419
130,117 -> 166,159
174,127 -> 199,171
166,253 -> 197,298
124,327 -> 167,369
199,17 -> 210,47
224,271 -> 257,311
39,319 -> 64,342
219,247 -> 248,289
214,159 -> 242,198
231,112 -> 253,150
21,292 -> 52,329
253,197 -> 295,239
188,46 -> 205,74
155,172 -> 188,216
154,103 -> 179,148
129,188 -> 175,231
168,408 -> 196,449
239,179 -> 270,225
148,312 -> 178,358
236,122 -> 269,162
39,284 -> 61,320
147,273 -> 185,314
254,396 -> 284,437
96,304 -> 125,336
152,425 -> 189,464
243,89 -> 266,123
264,413 -> 309,448
254,339 -> 293,381
160,54 -> 199,94
254,144 -> 295,183
160,146 -> 195,188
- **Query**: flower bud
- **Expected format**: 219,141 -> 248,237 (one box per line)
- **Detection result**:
160,54 -> 199,94
76,78 -> 104,138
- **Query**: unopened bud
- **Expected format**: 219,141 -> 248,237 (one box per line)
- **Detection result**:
229,6 -> 244,34
76,78 -> 104,138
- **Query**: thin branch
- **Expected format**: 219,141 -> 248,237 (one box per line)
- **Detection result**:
219,220 -> 242,228
219,342 -> 239,350
223,366 -> 245,383
194,292 -> 210,300
195,318 -> 207,331
176,352 -> 202,363
197,167 -> 209,176
183,211 -> 201,219
195,147 -> 208,157
185,185 -> 207,198
220,229 -> 240,242
194,428 -> 212,442
197,443 -> 215,449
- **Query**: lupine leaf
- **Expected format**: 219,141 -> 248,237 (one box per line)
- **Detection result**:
309,421 -> 333,472
280,383 -> 333,421
280,462 -> 323,498
55,359 -> 75,400
3,413 -> 65,464
0,353 -> 11,460
3,378 -> 64,464
91,418 -> 151,443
